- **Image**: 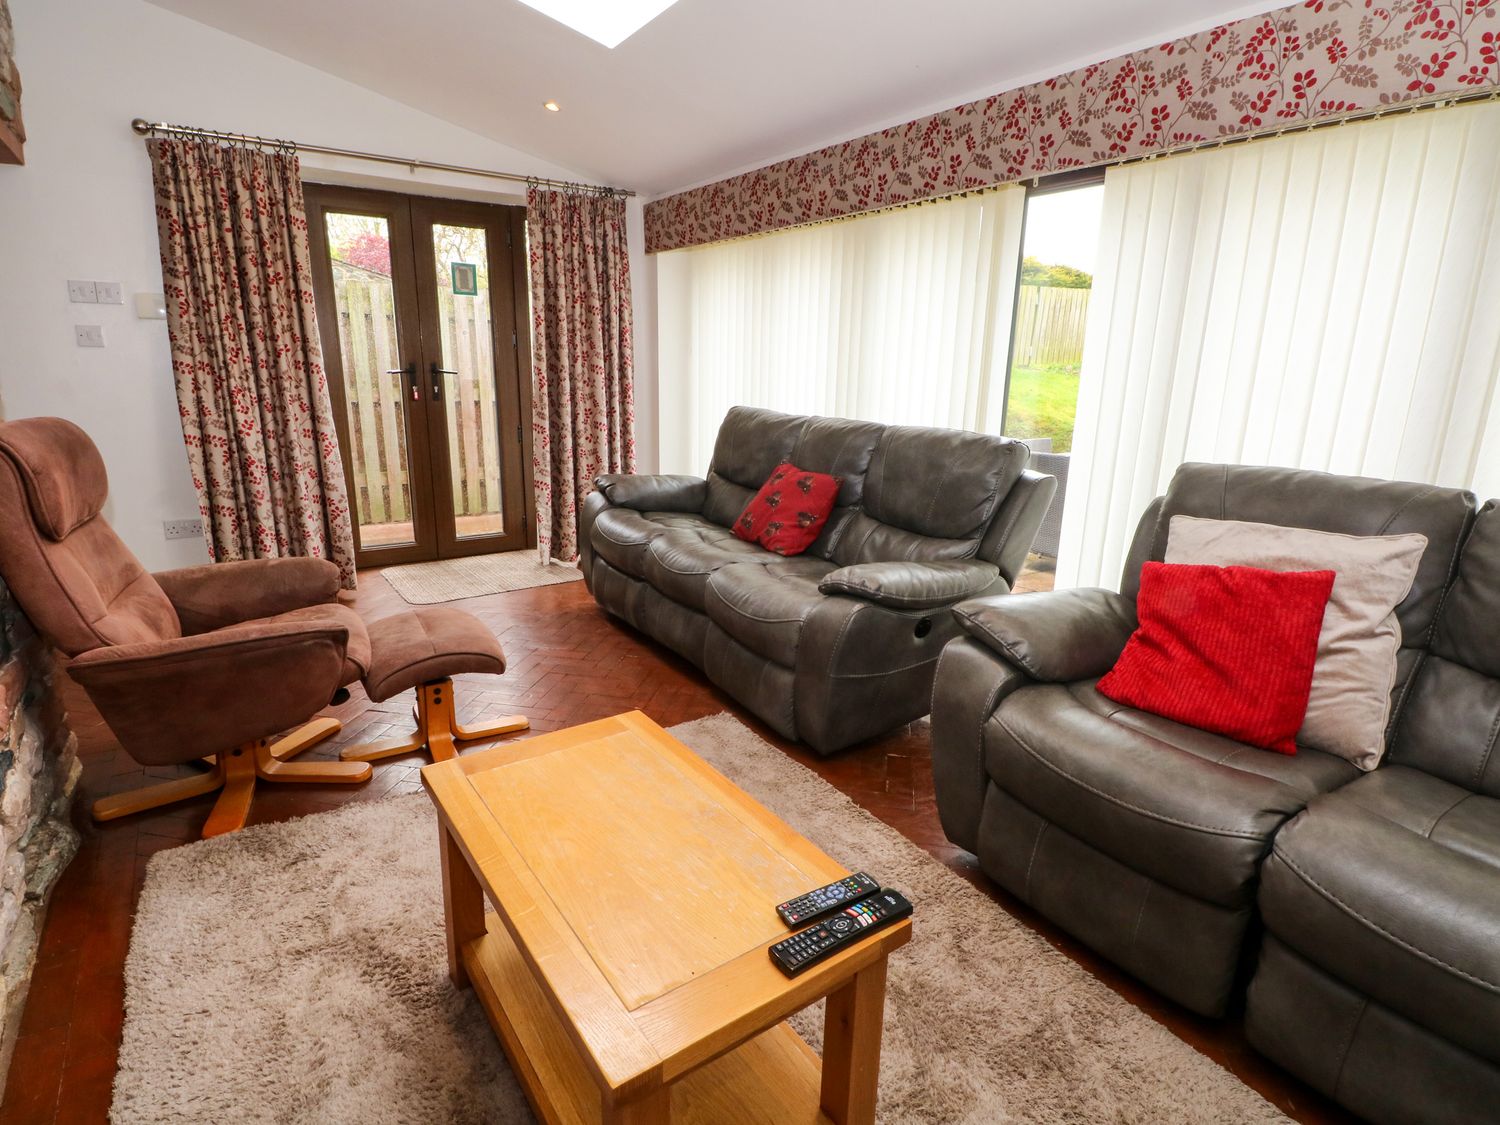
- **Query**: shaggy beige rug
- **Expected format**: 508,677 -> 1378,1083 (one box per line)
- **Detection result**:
380,551 -> 581,605
113,714 -> 1287,1124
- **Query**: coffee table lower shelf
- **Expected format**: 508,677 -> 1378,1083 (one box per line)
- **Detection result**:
463,913 -> 835,1125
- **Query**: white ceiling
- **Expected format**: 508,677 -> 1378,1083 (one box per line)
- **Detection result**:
145,0 -> 1276,196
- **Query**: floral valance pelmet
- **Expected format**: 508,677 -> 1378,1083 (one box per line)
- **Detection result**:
645,0 -> 1500,252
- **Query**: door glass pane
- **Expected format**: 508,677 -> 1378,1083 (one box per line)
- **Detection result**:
325,213 -> 415,548
433,224 -> 503,539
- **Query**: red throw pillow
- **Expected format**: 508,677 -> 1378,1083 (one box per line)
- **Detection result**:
733,462 -> 842,556
1096,561 -> 1335,755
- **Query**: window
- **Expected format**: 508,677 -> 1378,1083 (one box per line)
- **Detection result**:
656,189 -> 1025,474
1001,183 -> 1104,455
1058,101 -> 1500,589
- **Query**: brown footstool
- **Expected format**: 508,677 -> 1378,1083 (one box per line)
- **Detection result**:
339,606 -> 528,764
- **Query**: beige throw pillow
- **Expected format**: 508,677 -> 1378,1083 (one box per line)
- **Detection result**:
1164,515 -> 1428,770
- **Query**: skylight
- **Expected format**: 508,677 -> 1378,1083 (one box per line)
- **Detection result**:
515,0 -> 681,48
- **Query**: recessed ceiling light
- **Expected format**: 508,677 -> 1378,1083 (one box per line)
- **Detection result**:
543,100 -> 561,112
515,0 -> 681,49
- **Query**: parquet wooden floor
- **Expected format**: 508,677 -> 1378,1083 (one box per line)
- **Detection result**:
0,563 -> 1352,1124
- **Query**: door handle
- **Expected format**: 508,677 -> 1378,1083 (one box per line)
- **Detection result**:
429,362 -> 458,402
387,364 -> 419,402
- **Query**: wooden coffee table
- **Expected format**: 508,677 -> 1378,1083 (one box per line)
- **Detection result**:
421,710 -> 911,1124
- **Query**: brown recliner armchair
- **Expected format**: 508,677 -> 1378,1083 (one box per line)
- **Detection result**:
0,417 -> 373,838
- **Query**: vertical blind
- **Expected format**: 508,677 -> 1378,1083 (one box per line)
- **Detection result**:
1059,102 -> 1500,590
655,188 -> 1025,473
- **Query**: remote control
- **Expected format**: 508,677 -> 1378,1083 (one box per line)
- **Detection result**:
769,889 -> 913,977
776,872 -> 882,927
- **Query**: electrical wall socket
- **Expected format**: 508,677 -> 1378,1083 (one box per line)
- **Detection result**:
67,279 -> 98,303
75,325 -> 105,348
163,518 -> 204,541
95,281 -> 124,304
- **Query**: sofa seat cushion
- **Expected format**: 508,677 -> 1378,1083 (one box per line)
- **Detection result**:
643,531 -> 777,611
589,509 -> 720,579
264,602 -> 370,686
703,557 -> 839,665
1260,766 -> 1500,1064
985,679 -> 1357,908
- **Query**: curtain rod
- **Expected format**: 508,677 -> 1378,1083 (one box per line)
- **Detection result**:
130,118 -> 635,198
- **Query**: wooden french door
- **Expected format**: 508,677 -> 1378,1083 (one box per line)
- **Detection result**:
305,184 -> 533,569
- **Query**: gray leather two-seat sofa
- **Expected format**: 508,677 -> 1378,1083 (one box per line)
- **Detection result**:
580,406 -> 1056,755
931,462 -> 1500,1124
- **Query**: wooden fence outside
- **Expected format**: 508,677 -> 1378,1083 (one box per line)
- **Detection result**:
1011,284 -> 1090,369
333,266 -> 502,527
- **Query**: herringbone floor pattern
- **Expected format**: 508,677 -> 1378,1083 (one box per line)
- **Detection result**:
1,564 -> 1350,1124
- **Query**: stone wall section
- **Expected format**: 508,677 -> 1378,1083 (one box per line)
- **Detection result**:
0,575 -> 80,1097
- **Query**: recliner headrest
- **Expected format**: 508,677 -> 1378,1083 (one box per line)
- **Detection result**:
0,417 -> 109,540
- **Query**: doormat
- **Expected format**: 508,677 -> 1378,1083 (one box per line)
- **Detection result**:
380,551 -> 582,604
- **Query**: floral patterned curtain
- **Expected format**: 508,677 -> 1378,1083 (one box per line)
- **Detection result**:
527,186 -> 636,563
148,138 -> 357,588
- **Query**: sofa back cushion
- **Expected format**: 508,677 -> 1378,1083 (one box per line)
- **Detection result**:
832,426 -> 1028,566
1165,515 -> 1428,770
1123,463 -> 1476,758
1390,502 -> 1500,795
790,415 -> 885,507
1127,464 -> 1474,648
702,407 -> 805,528
702,406 -> 1031,565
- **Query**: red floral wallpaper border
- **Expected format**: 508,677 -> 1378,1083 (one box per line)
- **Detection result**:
645,0 -> 1499,253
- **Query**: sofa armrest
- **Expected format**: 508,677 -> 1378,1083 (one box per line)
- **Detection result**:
979,468 -> 1059,587
953,587 -> 1137,682
819,560 -> 1002,610
931,637 -> 1032,853
66,619 -> 349,765
594,473 -> 706,513
153,557 -> 341,635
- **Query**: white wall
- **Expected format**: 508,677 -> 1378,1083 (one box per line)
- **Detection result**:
0,0 -> 657,570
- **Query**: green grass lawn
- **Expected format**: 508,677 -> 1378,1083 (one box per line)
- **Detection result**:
1005,363 -> 1080,452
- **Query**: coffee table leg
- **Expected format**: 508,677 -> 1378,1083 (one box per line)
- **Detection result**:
602,1086 -> 669,1124
439,822 -> 485,989
819,958 -> 888,1125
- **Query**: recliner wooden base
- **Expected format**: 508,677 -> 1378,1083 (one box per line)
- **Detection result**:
91,718 -> 372,839
339,679 -> 528,764
270,715 -> 342,760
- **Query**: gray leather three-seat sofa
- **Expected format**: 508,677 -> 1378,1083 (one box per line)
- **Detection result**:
580,406 -> 1056,755
931,462 -> 1500,1124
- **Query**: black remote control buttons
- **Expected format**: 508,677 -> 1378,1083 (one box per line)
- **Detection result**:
769,889 -> 913,977
775,871 -> 881,927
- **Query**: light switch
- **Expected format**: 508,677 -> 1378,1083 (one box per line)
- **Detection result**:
67,280 -> 97,303
95,281 -> 124,304
75,325 -> 105,348
135,292 -> 168,320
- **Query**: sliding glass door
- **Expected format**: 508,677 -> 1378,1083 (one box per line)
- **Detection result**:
1000,182 -> 1105,458
305,185 -> 533,568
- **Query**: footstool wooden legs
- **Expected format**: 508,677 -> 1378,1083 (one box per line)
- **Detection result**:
340,679 -> 528,764
340,606 -> 527,765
